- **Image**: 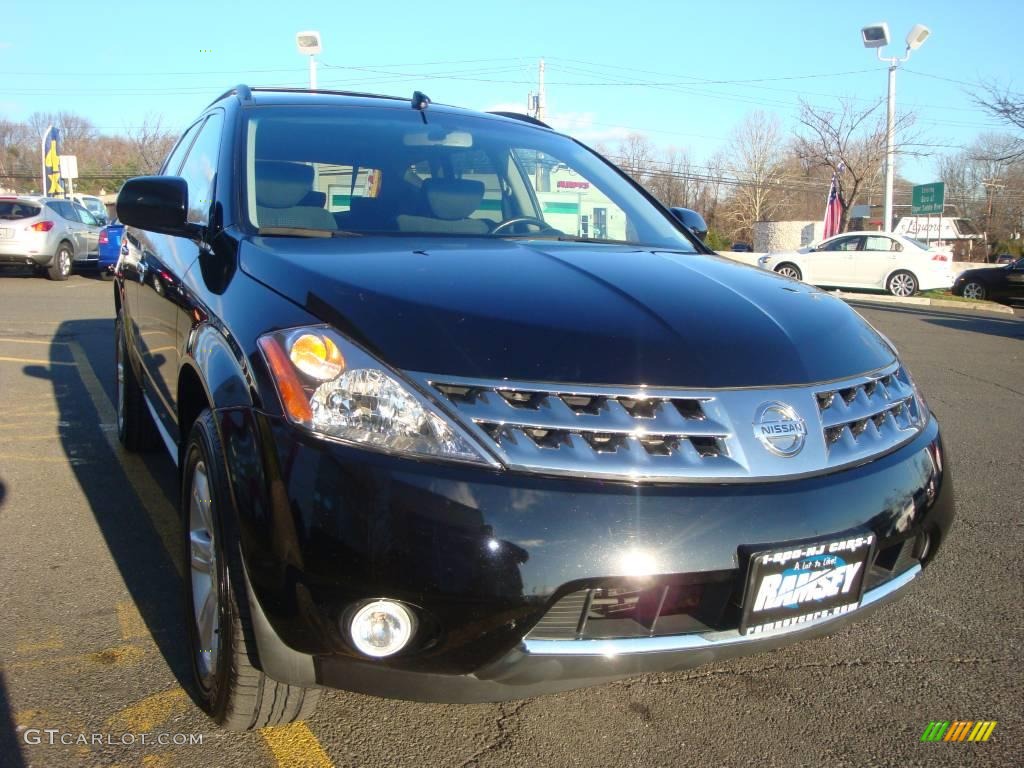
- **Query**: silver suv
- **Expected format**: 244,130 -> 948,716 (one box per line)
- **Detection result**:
0,195 -> 102,280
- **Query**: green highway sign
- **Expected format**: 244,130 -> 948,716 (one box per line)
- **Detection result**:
912,182 -> 945,215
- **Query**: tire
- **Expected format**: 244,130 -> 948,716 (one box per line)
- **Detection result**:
886,270 -> 918,297
775,263 -> 802,281
961,281 -> 986,301
183,410 -> 321,730
115,311 -> 161,452
47,242 -> 73,281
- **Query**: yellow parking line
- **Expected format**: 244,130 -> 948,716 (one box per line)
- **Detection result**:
0,644 -> 146,674
70,340 -> 336,766
0,337 -> 70,346
261,723 -> 335,768
0,355 -> 76,366
15,632 -> 64,654
106,688 -> 188,733
116,600 -> 149,641
67,339 -> 183,578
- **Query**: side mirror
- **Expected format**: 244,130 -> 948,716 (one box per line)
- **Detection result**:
669,207 -> 708,242
117,176 -> 196,238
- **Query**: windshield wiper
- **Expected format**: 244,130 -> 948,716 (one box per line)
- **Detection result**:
500,234 -> 623,245
257,227 -> 362,238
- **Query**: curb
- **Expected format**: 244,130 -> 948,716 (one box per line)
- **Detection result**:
832,291 -> 1016,316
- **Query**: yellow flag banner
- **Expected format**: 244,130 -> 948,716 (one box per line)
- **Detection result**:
42,125 -> 64,196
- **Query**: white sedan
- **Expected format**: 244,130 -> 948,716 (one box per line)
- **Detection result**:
757,231 -> 954,297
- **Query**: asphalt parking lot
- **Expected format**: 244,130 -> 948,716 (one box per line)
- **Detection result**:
0,270 -> 1021,768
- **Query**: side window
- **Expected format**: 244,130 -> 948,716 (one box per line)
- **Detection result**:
73,204 -> 98,226
49,201 -> 77,221
162,121 -> 204,175
177,112 -> 224,226
864,236 -> 895,251
824,236 -> 862,251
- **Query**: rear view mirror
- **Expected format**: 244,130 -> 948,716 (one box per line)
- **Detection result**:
403,130 -> 473,148
117,176 -> 194,237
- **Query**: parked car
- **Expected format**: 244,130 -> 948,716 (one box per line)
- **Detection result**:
97,219 -> 124,278
757,232 -> 953,296
992,253 -> 1015,265
951,257 -> 1024,303
668,207 -> 707,241
0,195 -> 103,279
72,193 -> 109,225
114,85 -> 953,730
730,242 -> 753,252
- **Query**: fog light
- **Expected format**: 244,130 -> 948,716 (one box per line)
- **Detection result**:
349,600 -> 415,657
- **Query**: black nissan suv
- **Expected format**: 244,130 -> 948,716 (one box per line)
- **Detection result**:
114,85 -> 954,730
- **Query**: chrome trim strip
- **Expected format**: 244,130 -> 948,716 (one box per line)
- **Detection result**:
523,564 -> 921,657
143,392 -> 179,467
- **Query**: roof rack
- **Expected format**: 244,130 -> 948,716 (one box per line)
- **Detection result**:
487,111 -> 551,129
247,86 -> 409,103
207,84 -> 253,108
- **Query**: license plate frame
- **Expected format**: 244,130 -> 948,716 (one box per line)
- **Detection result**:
739,532 -> 875,636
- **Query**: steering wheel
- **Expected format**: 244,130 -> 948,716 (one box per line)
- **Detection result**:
491,216 -> 556,235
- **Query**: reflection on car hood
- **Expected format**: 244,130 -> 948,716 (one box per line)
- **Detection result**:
239,236 -> 895,387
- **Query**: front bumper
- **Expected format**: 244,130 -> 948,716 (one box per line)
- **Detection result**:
218,408 -> 953,702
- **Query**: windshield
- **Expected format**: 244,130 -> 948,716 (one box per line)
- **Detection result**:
243,105 -> 695,251
904,237 -> 930,250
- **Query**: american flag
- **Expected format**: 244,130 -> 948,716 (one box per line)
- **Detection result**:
823,169 -> 842,239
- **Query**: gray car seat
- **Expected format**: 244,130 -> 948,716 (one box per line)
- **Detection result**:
396,178 -> 490,234
255,161 -> 335,230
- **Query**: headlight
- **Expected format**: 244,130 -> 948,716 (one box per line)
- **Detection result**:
757,256 -> 770,268
258,326 -> 494,465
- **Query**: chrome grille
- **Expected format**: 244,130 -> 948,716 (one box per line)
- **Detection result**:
410,361 -> 926,482
816,366 -> 923,466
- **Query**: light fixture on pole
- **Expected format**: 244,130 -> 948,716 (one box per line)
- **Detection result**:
296,31 -> 322,90
861,21 -> 930,232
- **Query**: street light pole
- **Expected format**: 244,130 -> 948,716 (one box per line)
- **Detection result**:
884,60 -> 897,233
296,31 -> 322,91
861,22 -> 930,233
309,55 -> 318,90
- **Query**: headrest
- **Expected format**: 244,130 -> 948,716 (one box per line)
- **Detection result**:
255,161 -> 315,209
423,178 -> 484,220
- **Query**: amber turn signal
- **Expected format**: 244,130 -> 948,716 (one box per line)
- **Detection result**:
289,333 -> 345,381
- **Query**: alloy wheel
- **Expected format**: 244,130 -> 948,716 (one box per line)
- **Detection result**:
59,249 -> 71,277
889,273 -> 916,297
962,282 -> 985,300
778,266 -> 801,279
189,460 -> 220,689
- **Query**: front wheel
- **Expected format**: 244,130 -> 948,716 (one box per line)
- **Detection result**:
775,263 -> 802,281
183,410 -> 320,730
961,281 -> 986,300
47,243 -> 72,281
886,270 -> 918,297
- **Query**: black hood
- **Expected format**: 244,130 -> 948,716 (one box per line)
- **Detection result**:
239,236 -> 894,388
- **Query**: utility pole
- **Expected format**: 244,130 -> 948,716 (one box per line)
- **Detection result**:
531,58 -> 546,191
981,177 -> 1005,255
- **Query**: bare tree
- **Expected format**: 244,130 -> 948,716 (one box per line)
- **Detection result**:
614,133 -> 656,186
723,111 -> 785,239
126,114 -> 178,174
794,98 -> 915,231
973,82 -> 1024,162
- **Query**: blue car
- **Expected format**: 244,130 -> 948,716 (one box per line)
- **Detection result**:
97,220 -> 124,278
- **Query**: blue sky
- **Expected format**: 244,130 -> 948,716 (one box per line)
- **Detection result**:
1,0 -> 1018,182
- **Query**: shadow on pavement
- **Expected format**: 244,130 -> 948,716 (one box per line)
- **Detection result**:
24,319 -> 196,703
848,302 -> 1024,340
0,482 -> 28,768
